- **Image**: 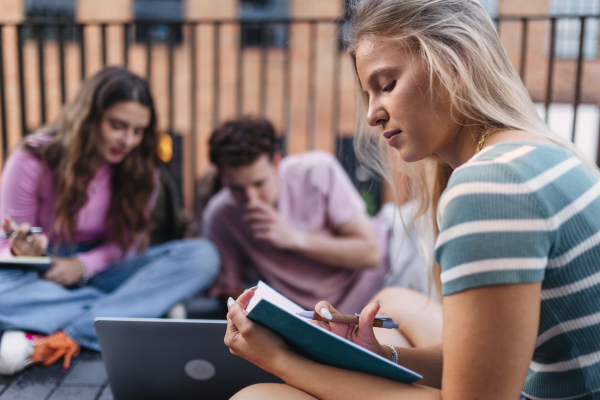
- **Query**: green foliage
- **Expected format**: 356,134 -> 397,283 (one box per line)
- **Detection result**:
361,191 -> 379,216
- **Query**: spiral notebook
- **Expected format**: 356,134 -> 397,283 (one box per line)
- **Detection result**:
246,281 -> 422,384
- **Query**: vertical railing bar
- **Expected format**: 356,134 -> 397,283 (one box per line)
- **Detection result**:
332,22 -> 341,148
283,21 -> 291,150
190,23 -> 198,206
259,22 -> 268,117
213,22 -> 220,127
123,23 -> 129,67
0,25 -> 8,158
519,18 -> 528,80
307,21 -> 317,150
494,17 -> 501,35
17,25 -> 27,136
101,23 -> 107,66
58,24 -> 66,104
79,24 -> 86,80
571,17 -> 586,143
168,23 -> 175,135
544,17 -> 557,124
146,23 -> 152,84
37,25 -> 46,124
236,22 -> 244,117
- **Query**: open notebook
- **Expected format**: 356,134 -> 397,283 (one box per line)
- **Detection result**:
246,281 -> 422,384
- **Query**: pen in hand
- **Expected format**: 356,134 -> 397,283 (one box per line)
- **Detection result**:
296,311 -> 399,329
0,226 -> 44,240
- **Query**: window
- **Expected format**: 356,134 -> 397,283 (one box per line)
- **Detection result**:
239,0 -> 289,48
25,0 -> 75,23
551,0 -> 600,59
24,0 -> 76,41
135,0 -> 183,43
477,0 -> 499,18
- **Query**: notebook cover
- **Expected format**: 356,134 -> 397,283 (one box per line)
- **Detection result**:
246,298 -> 422,384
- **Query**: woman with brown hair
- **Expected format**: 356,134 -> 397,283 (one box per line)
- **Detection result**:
0,67 -> 219,375
223,0 -> 600,399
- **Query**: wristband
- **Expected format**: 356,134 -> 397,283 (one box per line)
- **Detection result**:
382,343 -> 399,364
76,256 -> 89,287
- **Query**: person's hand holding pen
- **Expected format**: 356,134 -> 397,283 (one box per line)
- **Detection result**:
1,216 -> 48,257
312,299 -> 390,360
225,288 -> 298,375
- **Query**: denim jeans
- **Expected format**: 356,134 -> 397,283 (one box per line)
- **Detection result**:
0,238 -> 220,350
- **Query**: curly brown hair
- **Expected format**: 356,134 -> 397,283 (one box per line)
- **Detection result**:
24,66 -> 161,252
209,117 -> 278,168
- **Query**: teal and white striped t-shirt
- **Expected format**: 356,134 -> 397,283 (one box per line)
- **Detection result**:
435,142 -> 600,400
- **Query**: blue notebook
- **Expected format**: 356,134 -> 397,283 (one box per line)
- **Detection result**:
246,281 -> 422,384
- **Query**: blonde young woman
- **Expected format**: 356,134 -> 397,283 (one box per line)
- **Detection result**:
223,0 -> 600,399
0,67 -> 219,375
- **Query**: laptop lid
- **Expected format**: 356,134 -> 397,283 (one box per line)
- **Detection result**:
95,318 -> 282,400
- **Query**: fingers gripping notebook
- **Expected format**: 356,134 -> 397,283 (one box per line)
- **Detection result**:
246,281 -> 422,384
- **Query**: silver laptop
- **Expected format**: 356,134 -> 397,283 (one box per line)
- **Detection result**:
95,318 -> 282,400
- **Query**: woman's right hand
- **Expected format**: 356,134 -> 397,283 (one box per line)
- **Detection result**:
2,217 -> 48,256
313,300 -> 388,358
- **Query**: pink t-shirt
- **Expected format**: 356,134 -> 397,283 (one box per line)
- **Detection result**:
0,135 -> 158,277
204,151 -> 389,314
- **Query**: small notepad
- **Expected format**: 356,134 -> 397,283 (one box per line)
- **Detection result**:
0,256 -> 52,272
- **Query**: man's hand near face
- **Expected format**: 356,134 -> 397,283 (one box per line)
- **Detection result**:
244,201 -> 301,250
243,198 -> 380,269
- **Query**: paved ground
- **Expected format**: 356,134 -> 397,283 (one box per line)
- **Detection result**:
0,350 -> 112,400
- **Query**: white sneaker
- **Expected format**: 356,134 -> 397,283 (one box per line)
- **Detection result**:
0,330 -> 35,376
166,303 -> 187,319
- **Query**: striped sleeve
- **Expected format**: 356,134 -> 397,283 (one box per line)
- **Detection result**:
435,163 -> 553,296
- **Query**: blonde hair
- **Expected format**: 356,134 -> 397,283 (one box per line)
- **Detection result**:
346,0 -> 600,295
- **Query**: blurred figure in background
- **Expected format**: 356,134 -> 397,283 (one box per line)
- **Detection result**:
0,67 -> 219,376
202,117 -> 441,348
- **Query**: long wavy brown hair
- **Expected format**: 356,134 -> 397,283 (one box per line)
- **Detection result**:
24,66 -> 161,252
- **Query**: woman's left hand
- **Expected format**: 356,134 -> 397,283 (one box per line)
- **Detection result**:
225,289 -> 294,374
44,257 -> 84,287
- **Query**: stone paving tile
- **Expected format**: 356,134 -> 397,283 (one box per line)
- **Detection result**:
0,361 -> 65,400
97,385 -> 114,400
47,386 -> 100,400
0,375 -> 14,386
61,358 -> 107,386
0,373 -> 15,394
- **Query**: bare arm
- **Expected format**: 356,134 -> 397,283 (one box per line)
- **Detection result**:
290,213 -> 381,269
227,282 -> 541,400
246,202 -> 381,269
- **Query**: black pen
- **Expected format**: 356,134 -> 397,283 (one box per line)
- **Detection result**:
296,311 -> 399,329
0,226 -> 44,240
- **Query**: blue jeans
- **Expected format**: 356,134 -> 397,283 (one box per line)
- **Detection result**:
0,238 -> 220,350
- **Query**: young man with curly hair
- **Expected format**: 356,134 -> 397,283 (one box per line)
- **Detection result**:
203,117 -> 429,316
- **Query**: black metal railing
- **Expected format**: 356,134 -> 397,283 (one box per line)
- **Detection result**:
493,14 -> 600,143
0,15 -> 599,209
